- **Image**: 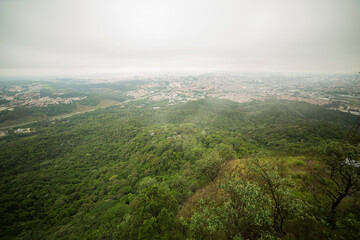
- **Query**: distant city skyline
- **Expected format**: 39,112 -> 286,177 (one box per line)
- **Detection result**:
1,0 -> 359,77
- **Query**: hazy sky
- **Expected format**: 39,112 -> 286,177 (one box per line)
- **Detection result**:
0,0 -> 359,76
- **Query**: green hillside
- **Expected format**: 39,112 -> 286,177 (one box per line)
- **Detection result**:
0,99 -> 359,239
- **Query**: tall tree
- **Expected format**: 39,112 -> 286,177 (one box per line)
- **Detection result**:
320,143 -> 360,226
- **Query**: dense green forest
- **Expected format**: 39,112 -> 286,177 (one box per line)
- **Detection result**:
1,99 -> 360,239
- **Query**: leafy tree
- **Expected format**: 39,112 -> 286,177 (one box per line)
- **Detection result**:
188,158 -> 312,239
196,150 -> 224,182
127,184 -> 183,240
188,179 -> 274,240
247,158 -> 310,236
320,142 -> 360,226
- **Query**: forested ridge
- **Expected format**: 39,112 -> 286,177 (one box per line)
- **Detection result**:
1,99 -> 360,239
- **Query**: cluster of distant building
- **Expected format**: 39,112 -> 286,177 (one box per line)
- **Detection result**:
1,73 -> 359,117
23,96 -> 86,107
126,73 -> 360,115
0,83 -> 87,111
0,128 -> 34,138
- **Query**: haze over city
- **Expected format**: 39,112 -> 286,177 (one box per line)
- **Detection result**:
1,0 -> 360,77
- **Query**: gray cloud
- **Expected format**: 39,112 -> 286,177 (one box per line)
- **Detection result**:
0,0 -> 359,76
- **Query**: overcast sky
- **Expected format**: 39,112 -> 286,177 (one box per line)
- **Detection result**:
0,0 -> 359,76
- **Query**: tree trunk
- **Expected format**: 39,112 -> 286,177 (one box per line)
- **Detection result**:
329,193 -> 346,227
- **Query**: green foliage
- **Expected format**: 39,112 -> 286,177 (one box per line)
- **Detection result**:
196,150 -> 225,181
188,158 -> 313,239
0,99 -> 358,239
0,98 -> 10,105
40,88 -> 52,97
127,184 -> 183,240
188,180 -> 274,240
315,142 -> 360,226
247,158 -> 310,236
79,95 -> 101,106
0,103 -> 77,123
